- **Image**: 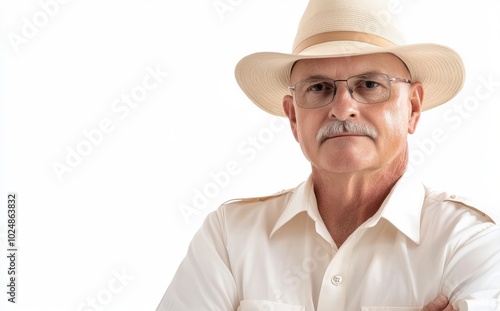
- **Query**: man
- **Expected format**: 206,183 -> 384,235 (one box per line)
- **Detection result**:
157,0 -> 500,310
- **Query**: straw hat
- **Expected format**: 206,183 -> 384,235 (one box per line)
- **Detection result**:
235,0 -> 465,116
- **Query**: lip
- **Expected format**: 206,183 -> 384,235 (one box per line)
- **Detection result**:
321,134 -> 367,143
332,133 -> 364,137
326,133 -> 366,139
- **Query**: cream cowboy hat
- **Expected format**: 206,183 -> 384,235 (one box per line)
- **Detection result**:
235,0 -> 465,116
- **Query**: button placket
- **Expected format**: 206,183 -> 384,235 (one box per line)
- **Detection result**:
318,230 -> 361,311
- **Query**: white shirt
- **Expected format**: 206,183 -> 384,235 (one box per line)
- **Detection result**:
157,175 -> 500,310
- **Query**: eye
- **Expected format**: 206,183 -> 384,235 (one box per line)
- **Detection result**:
307,81 -> 333,93
351,74 -> 388,90
360,80 -> 379,88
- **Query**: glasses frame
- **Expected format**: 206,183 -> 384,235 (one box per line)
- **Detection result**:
288,73 -> 411,109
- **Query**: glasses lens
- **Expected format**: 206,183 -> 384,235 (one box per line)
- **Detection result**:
295,79 -> 335,108
292,73 -> 394,108
348,73 -> 391,104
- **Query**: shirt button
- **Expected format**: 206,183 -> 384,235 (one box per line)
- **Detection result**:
331,275 -> 343,286
450,194 -> 456,199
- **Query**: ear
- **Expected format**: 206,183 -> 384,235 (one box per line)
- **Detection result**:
283,95 -> 299,142
407,82 -> 424,134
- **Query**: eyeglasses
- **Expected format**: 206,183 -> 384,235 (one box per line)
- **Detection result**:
288,73 -> 411,109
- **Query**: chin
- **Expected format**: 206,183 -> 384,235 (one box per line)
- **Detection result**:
327,147 -> 375,166
315,155 -> 376,174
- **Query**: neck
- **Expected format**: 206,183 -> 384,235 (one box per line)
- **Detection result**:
313,150 -> 408,247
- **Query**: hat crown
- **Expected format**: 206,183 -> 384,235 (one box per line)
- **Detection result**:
292,0 -> 406,54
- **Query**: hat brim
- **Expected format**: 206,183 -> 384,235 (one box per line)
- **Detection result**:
235,42 -> 465,116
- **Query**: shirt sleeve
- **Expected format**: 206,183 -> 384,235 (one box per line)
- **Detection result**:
443,222 -> 500,310
156,208 -> 239,311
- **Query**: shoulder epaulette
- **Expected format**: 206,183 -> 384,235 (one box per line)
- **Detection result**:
443,193 -> 498,224
222,187 -> 294,205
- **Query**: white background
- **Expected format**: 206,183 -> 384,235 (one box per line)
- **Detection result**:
0,1 -> 499,310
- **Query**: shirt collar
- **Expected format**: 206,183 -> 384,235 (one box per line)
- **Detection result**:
269,175 -> 328,239
362,173 -> 425,245
269,172 -> 425,245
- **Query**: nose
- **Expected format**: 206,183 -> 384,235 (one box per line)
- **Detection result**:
328,81 -> 359,121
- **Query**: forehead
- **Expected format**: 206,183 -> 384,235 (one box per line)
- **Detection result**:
290,53 -> 410,81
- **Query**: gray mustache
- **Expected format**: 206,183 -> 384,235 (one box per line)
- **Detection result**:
316,120 -> 378,143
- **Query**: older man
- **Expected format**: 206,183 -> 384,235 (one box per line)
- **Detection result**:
157,0 -> 500,310
283,53 -> 422,248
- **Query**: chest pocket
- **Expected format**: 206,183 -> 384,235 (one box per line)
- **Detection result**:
361,307 -> 420,311
238,299 -> 305,311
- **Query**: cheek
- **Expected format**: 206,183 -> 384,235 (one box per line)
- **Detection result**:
295,111 -> 320,141
379,103 -> 411,145
294,112 -> 326,161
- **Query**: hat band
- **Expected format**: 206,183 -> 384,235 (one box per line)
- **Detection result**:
293,31 -> 397,54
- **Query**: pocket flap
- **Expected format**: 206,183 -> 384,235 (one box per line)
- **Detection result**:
238,299 -> 305,311
362,307 -> 420,311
